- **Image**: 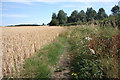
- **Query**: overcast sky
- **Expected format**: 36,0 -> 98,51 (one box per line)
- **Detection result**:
0,0 -> 119,26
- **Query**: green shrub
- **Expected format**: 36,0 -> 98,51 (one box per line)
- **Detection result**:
71,58 -> 103,78
68,26 -> 120,79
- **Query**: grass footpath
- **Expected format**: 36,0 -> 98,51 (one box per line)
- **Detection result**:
19,31 -> 68,78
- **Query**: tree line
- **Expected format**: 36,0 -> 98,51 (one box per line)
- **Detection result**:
7,24 -> 40,27
49,5 -> 120,27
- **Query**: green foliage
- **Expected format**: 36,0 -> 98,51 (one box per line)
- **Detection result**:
68,10 -> 78,23
92,13 -> 119,28
94,4 -> 119,28
52,13 -> 57,19
49,7 -> 108,26
49,19 -> 59,26
86,7 -> 97,21
57,10 -> 67,24
117,14 -> 120,28
49,10 -> 67,26
71,58 -> 103,78
49,13 -> 59,26
64,22 -> 78,26
64,22 -> 87,26
49,1 -> 120,27
68,27 -> 103,79
97,8 -> 108,20
77,10 -> 87,22
111,5 -> 120,15
68,26 -> 120,79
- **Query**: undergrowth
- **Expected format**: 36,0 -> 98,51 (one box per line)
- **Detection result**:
68,26 -> 120,79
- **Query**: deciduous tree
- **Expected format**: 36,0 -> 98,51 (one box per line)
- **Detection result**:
111,5 -> 120,15
77,10 -> 87,22
86,7 -> 97,21
97,8 -> 108,20
57,10 -> 67,24
68,10 -> 78,23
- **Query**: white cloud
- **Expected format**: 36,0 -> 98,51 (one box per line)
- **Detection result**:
1,0 -> 33,5
2,0 -> 32,2
2,14 -> 29,18
62,2 -> 92,12
22,2 -> 33,5
36,0 -> 118,3
63,4 -> 80,8
62,4 -> 92,9
1,0 -> 119,3
1,0 -> 119,6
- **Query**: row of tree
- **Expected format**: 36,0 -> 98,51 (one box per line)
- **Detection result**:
49,5 -> 120,26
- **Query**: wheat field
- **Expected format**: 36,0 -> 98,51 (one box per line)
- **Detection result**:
1,26 -> 65,77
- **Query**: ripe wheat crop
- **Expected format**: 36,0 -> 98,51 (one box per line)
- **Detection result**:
1,26 -> 65,77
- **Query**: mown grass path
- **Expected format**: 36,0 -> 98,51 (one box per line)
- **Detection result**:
52,43 -> 71,78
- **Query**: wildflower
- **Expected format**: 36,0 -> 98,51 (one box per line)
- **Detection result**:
81,40 -> 83,44
95,29 -> 98,32
85,37 -> 92,41
89,48 -> 95,54
72,73 -> 77,76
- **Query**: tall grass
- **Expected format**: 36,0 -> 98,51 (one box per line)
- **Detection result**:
68,26 -> 120,79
